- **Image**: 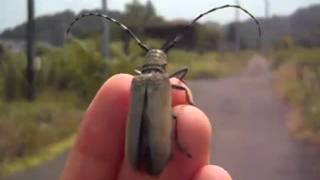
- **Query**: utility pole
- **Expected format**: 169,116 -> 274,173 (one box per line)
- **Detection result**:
265,0 -> 270,18
235,0 -> 240,22
101,0 -> 110,58
234,0 -> 240,52
26,0 -> 35,100
261,0 -> 270,50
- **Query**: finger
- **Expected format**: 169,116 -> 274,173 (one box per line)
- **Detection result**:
118,105 -> 212,180
192,165 -> 232,180
160,105 -> 212,179
61,74 -> 133,180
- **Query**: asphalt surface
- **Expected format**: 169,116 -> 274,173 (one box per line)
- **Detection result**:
189,56 -> 320,180
5,56 -> 320,180
4,152 -> 68,180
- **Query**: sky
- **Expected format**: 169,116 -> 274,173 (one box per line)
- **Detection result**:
1,0 -> 320,33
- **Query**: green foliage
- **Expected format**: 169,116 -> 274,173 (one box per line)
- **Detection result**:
0,37 -> 254,101
1,38 -> 251,101
124,0 -> 163,29
107,41 -> 143,75
196,25 -> 221,51
269,47 -> 320,69
0,38 -> 107,102
0,53 -> 27,100
38,39 -> 107,100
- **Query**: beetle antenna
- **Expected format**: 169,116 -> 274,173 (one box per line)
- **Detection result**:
66,12 -> 150,52
162,4 -> 262,52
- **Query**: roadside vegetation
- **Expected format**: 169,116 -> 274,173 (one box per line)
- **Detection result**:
269,47 -> 320,144
0,37 -> 252,177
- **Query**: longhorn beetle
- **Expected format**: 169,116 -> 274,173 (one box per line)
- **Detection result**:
66,4 -> 262,176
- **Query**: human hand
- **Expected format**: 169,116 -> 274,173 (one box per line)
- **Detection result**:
61,74 -> 232,180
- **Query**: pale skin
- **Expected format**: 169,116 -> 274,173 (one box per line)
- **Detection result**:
61,74 -> 232,180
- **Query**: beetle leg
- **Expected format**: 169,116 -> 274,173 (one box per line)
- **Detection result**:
173,113 -> 192,158
171,68 -> 194,104
172,84 -> 194,105
170,67 -> 188,81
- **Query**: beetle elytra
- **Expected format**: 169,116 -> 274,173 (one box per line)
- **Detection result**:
66,4 -> 261,176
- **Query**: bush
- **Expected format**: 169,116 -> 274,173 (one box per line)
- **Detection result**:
38,39 -> 107,101
0,53 -> 26,100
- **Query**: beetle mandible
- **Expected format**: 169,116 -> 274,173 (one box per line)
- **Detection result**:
66,4 -> 262,176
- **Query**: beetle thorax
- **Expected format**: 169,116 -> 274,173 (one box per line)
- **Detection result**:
142,49 -> 167,73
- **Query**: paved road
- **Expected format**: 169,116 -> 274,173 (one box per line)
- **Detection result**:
4,152 -> 68,180
189,56 -> 320,180
5,56 -> 320,180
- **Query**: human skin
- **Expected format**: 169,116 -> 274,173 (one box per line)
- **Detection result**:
61,74 -> 232,180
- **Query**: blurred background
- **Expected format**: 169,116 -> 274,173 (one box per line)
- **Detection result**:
0,0 -> 320,179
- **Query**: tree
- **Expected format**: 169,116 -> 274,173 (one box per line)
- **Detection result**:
123,0 -> 163,31
124,0 -> 146,28
144,0 -> 156,24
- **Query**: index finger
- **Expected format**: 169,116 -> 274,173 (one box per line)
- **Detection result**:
61,74 -> 132,180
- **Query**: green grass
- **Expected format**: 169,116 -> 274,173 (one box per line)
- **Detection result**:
269,47 -> 320,69
168,50 -> 254,79
0,90 -> 83,177
0,135 -> 75,178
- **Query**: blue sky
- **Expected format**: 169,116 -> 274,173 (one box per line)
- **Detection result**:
1,0 -> 319,33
